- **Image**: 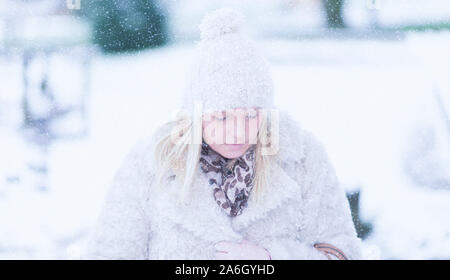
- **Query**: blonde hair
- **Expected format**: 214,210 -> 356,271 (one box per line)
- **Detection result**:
153,109 -> 279,205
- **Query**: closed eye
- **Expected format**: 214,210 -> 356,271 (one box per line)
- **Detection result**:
214,115 -> 226,121
213,112 -> 257,121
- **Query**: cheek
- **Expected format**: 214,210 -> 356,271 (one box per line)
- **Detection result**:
203,120 -> 224,143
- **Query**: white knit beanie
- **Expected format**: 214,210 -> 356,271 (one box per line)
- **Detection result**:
181,7 -> 275,118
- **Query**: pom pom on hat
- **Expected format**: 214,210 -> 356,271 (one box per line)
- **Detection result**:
181,7 -> 275,117
199,7 -> 245,40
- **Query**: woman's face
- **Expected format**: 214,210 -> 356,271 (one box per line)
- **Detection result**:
202,107 -> 261,159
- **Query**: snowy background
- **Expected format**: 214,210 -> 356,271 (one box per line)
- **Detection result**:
0,0 -> 449,259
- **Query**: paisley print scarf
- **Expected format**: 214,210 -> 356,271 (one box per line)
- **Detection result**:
199,140 -> 256,217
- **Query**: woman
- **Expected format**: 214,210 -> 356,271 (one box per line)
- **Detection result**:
83,8 -> 363,260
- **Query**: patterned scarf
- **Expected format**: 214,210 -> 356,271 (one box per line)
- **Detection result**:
199,140 -> 257,217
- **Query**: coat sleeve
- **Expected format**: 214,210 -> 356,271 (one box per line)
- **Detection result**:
260,132 -> 363,260
81,140 -> 154,260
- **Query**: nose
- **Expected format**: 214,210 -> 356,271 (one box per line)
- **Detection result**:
225,114 -> 246,144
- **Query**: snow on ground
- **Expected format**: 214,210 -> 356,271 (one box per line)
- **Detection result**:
0,31 -> 449,259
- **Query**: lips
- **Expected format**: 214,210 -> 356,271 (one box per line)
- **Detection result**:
225,144 -> 245,150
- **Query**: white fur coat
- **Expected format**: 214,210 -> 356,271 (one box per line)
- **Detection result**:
82,110 -> 363,260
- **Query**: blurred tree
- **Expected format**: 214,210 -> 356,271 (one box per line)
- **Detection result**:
321,0 -> 346,28
81,0 -> 168,53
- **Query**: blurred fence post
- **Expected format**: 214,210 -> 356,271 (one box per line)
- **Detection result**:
346,188 -> 373,239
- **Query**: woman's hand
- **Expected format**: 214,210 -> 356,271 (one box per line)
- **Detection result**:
213,239 -> 271,260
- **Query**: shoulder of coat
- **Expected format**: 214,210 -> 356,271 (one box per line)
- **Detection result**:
302,129 -> 331,169
275,110 -> 332,177
275,109 -> 307,167
125,121 -> 176,176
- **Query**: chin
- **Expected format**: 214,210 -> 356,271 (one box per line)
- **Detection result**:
218,146 -> 249,159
